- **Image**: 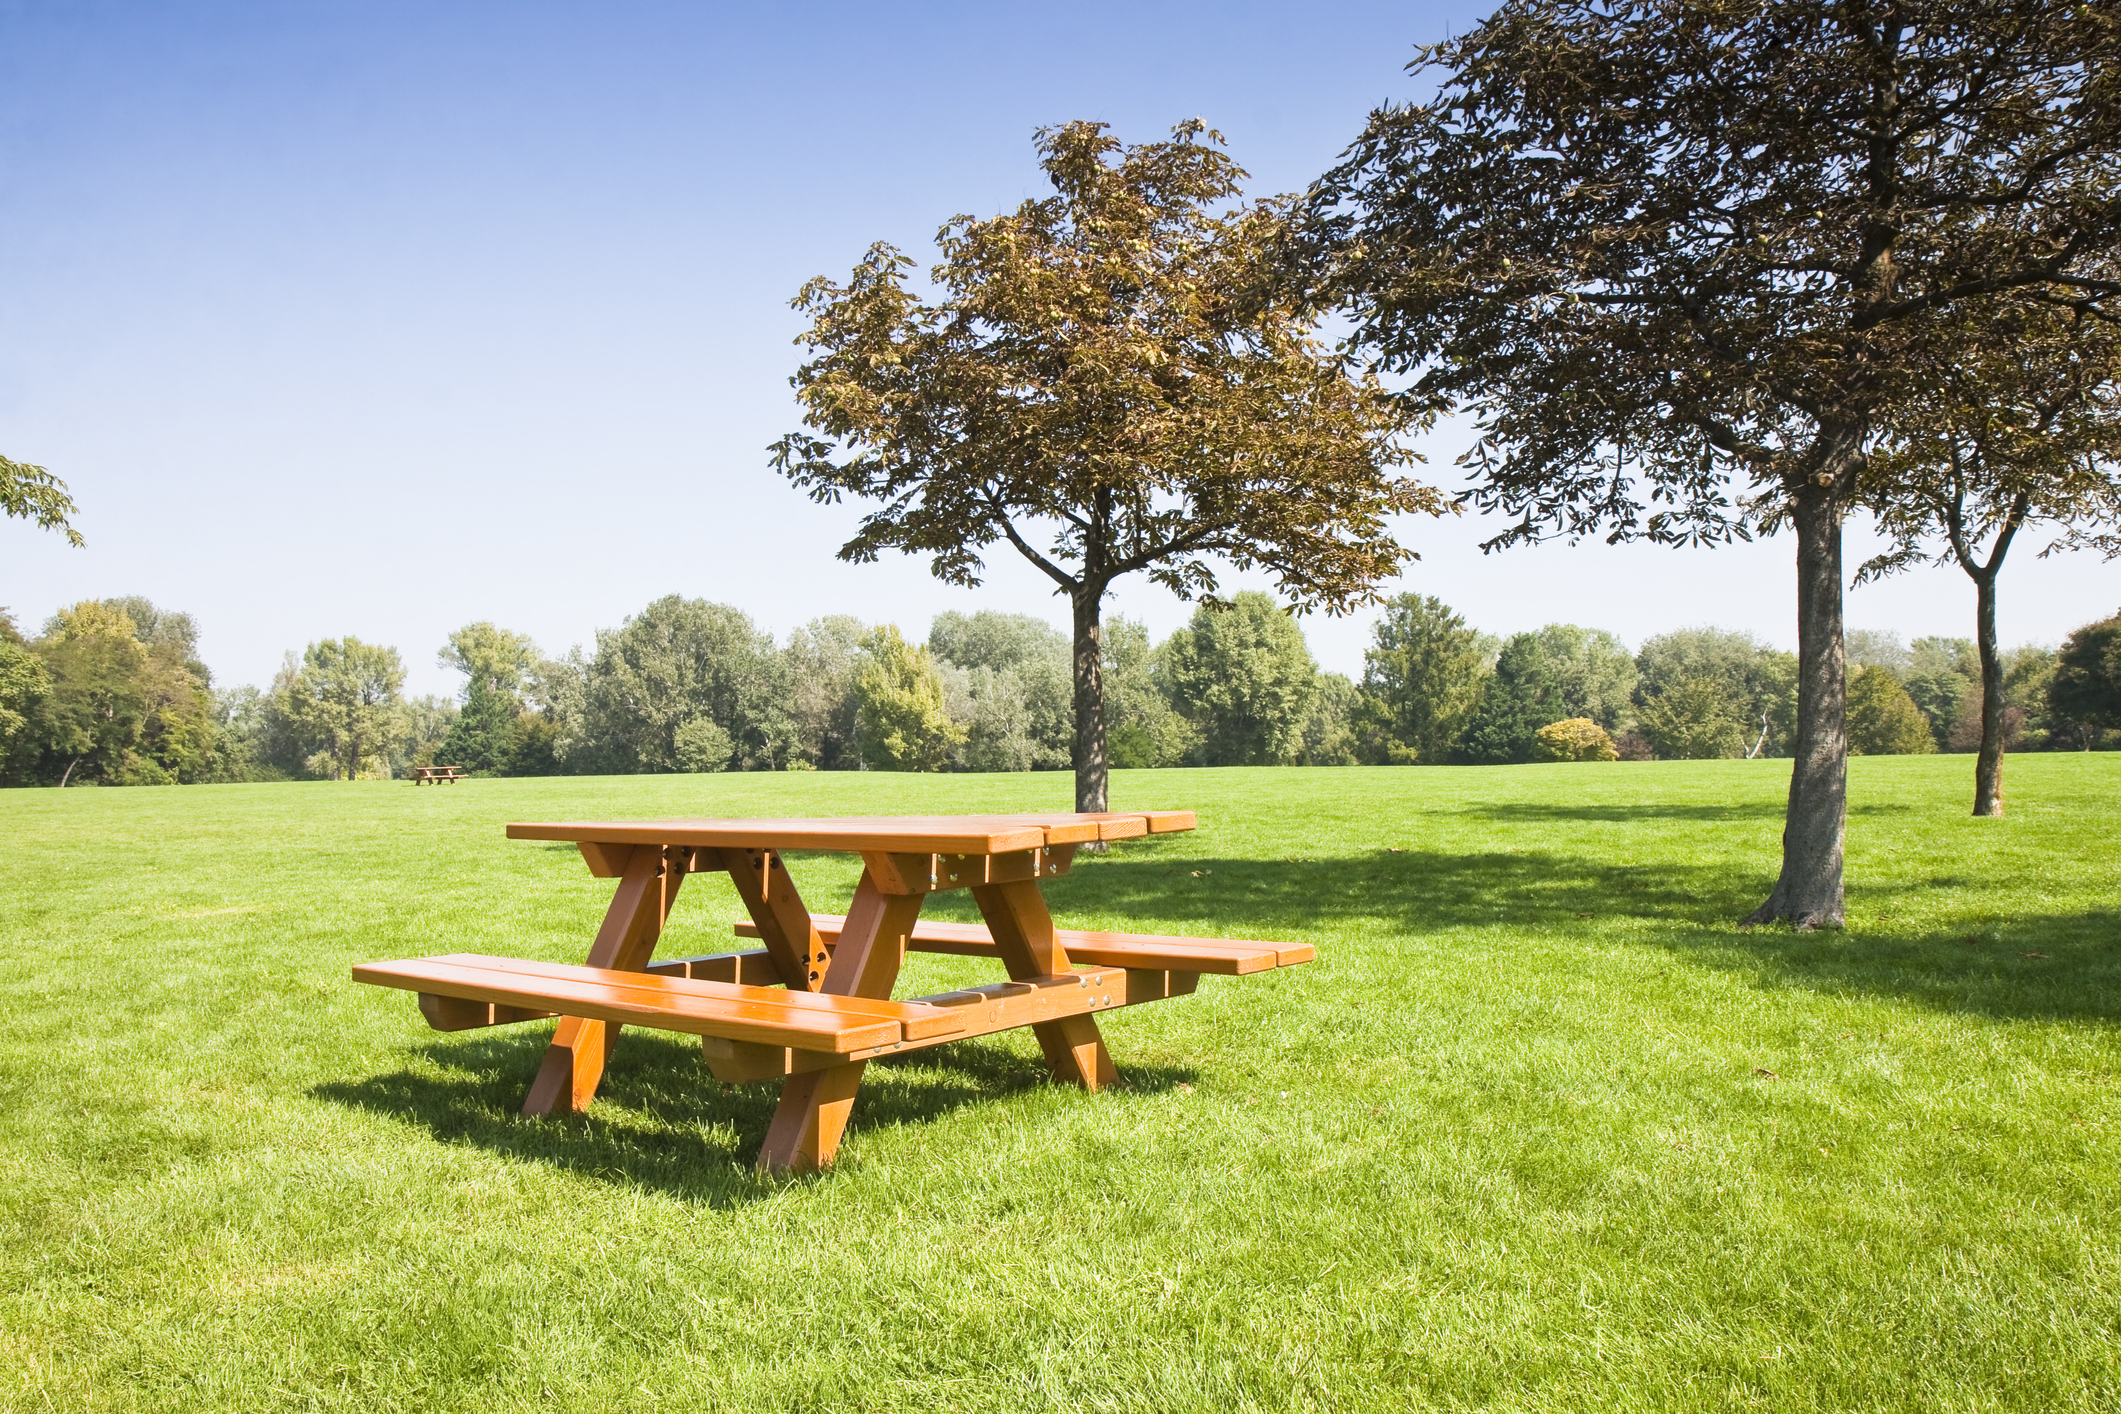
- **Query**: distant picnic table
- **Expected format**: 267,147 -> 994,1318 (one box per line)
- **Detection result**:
353,812 -> 1313,1172
410,765 -> 466,784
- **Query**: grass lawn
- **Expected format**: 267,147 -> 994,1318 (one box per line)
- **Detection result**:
2,755 -> 2118,1412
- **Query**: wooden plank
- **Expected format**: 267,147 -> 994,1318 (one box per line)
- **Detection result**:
971,880 -> 1117,1091
647,949 -> 785,985
723,848 -> 831,990
429,953 -> 963,1039
757,1062 -> 867,1175
519,844 -> 684,1116
508,817 -> 1052,856
355,955 -> 907,1052
743,914 -> 1308,974
417,993 -> 554,1031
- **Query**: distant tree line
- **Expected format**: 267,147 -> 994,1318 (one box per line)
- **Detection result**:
7,594 -> 2114,787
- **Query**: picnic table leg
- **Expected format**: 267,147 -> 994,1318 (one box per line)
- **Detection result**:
521,844 -> 685,1117
756,869 -> 923,1173
971,880 -> 1118,1091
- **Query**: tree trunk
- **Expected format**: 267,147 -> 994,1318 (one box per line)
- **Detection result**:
58,756 -> 79,788
1071,587 -> 1108,814
1971,568 -> 2005,817
1745,473 -> 1851,929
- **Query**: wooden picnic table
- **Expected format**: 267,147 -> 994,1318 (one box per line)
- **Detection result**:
353,812 -> 1312,1172
411,765 -> 467,784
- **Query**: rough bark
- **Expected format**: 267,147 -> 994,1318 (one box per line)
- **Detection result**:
1970,569 -> 2006,816
1071,588 -> 1108,814
1745,446 -> 1858,928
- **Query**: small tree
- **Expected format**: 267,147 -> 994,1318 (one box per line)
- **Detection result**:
1637,677 -> 1745,762
1860,303 -> 2121,812
1155,592 -> 1318,766
1355,594 -> 1492,764
1458,633 -> 1564,764
281,638 -> 405,780
852,626 -> 963,771
772,120 -> 1446,811
1,454 -> 83,549
1533,718 -> 1618,763
1303,0 -> 2121,925
2047,611 -> 2121,747
1846,666 -> 1936,756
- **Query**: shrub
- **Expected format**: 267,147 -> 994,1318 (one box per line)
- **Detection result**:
1847,665 -> 1936,755
1532,718 -> 1619,762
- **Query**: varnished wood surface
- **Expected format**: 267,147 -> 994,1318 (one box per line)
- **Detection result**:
354,953 -> 964,1051
506,811 -> 1194,857
738,913 -> 1313,974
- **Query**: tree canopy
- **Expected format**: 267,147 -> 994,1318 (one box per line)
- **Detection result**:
773,119 -> 1447,811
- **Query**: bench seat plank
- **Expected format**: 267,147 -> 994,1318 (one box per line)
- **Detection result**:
353,954 -> 965,1052
736,915 -> 1312,974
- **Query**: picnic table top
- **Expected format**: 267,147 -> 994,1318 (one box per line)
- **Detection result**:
504,811 -> 1195,855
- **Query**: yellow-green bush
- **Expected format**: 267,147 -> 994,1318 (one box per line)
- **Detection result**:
1532,717 -> 1619,761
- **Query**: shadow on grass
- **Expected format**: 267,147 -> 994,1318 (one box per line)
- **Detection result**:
1042,851 -> 2121,1025
1462,801 -> 1913,823
312,1025 -> 1196,1203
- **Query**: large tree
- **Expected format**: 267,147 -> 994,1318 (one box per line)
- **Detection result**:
1354,594 -> 1493,764
772,120 -> 1447,812
1303,0 -> 2121,925
279,638 -> 406,780
1154,591 -> 1319,766
1860,301 -> 2121,813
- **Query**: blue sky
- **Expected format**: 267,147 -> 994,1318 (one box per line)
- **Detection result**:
2,1 -> 2112,700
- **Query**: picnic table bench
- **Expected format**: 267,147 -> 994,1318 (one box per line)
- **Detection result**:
353,812 -> 1311,1172
411,765 -> 467,784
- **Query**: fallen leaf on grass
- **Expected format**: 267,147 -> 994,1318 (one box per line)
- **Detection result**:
2021,951 -> 2048,959
1753,1068 -> 1779,1079
1173,1083 -> 1192,1094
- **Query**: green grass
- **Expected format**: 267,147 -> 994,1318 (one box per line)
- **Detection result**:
2,756 -> 2117,1412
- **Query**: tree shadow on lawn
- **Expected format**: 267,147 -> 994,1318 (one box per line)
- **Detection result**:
1463,801 -> 1913,823
312,1026 -> 1196,1203
1043,849 -> 2121,1026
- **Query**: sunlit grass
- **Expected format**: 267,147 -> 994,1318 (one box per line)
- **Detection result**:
2,756 -> 2116,1411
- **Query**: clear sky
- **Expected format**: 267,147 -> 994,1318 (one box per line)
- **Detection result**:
3,1 -> 2113,701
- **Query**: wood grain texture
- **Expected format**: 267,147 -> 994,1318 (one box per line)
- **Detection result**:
723,848 -> 831,991
971,880 -> 1117,1091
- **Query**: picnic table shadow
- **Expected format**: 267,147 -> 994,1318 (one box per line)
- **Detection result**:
312,1028 -> 1197,1204
1015,846 -> 2121,1028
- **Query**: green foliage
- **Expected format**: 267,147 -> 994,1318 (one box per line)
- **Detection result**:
563,597 -> 790,774
437,677 -> 518,773
0,636 -> 53,770
1298,672 -> 1362,766
1354,594 -> 1492,765
9,599 -> 223,786
1847,666 -> 1938,757
1532,717 -> 1618,762
1457,633 -> 1564,765
929,612 -> 1071,771
438,622 -> 540,698
1899,637 -> 1980,748
673,716 -> 735,773
0,453 -> 83,547
1635,628 -> 1796,757
276,638 -> 406,781
777,617 -> 867,771
2048,611 -> 2121,744
1533,624 -> 1636,732
851,626 -> 963,772
1154,593 -> 1317,766
1637,676 -> 1745,761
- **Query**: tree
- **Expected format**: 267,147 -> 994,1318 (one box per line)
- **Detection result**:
1900,636 -> 1979,746
852,626 -> 963,771
1457,633 -> 1564,764
1637,677 -> 1745,761
1534,624 -> 1637,732
1,454 -> 83,548
772,120 -> 1447,812
1635,629 -> 1797,758
437,676 -> 517,772
0,632 -> 53,773
929,611 -> 1072,768
280,638 -> 406,780
1354,594 -> 1492,764
29,603 -> 151,785
1102,616 -> 1196,768
565,597 -> 790,774
1299,672 -> 1362,766
1860,302 -> 2121,812
1303,0 -> 2121,926
1846,666 -> 1936,756
782,616 -> 868,769
2047,611 -> 2121,746
439,622 -> 540,697
1154,592 -> 1318,766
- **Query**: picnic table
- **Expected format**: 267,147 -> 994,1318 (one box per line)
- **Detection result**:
353,812 -> 1312,1172
411,765 -> 467,784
